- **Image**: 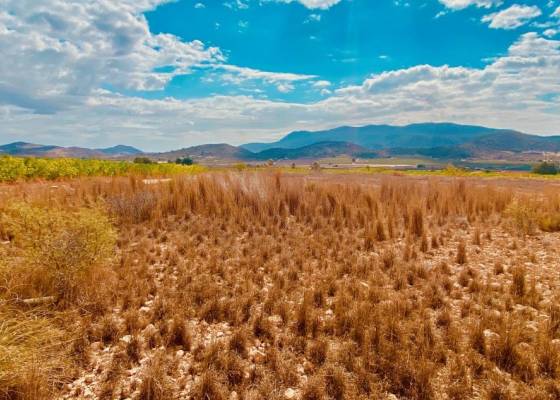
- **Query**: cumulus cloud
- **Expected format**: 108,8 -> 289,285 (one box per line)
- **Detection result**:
0,0 -> 222,113
1,1 -> 559,150
2,32 -> 559,150
482,5 -> 542,30
438,0 -> 502,10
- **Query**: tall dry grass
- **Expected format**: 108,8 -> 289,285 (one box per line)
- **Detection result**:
1,172 -> 560,398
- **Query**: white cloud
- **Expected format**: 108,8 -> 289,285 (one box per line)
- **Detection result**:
271,0 -> 342,10
276,83 -> 294,93
438,0 -> 502,10
313,80 -> 331,88
544,29 -> 557,37
0,1 -> 559,150
482,5 -> 542,30
1,32 -> 559,150
0,0 -> 222,114
553,7 -> 560,18
217,65 -> 317,84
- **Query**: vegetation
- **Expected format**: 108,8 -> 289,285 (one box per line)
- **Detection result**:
133,157 -> 155,164
175,157 -> 194,166
1,172 -> 560,398
0,155 -> 205,182
532,161 -> 558,175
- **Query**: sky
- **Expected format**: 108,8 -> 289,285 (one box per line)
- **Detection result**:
0,0 -> 559,151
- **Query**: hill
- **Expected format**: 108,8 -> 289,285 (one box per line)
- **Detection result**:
96,145 -> 143,156
152,144 -> 255,161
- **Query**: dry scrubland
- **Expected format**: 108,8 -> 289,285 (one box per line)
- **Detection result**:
1,172 -> 560,400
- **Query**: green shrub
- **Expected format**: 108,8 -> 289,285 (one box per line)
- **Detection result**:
133,157 -> 154,164
532,162 -> 558,175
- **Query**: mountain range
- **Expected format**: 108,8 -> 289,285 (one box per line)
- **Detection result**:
0,142 -> 143,158
2,123 -> 559,162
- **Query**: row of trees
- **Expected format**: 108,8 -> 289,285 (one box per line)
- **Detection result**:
0,156 -> 203,182
133,157 -> 194,166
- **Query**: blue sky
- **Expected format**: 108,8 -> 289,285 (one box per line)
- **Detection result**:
0,0 -> 559,150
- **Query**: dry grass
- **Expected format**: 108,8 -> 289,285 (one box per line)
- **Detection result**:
1,172 -> 560,399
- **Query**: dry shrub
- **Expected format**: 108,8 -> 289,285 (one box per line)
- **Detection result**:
228,328 -> 248,357
456,240 -> 467,265
138,352 -> 173,400
505,200 -> 538,236
511,266 -> 526,298
1,203 -> 116,309
308,339 -> 328,366
538,212 -> 560,232
324,364 -> 347,400
301,376 -> 325,400
191,371 -> 226,400
165,318 -> 192,350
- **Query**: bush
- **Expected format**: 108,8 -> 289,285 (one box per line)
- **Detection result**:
1,203 -> 117,307
538,213 -> 560,232
532,162 -> 558,175
505,200 -> 538,235
134,157 -> 154,164
175,157 -> 194,165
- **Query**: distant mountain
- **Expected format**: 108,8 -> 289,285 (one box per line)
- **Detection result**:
251,141 -> 379,161
0,142 -> 143,158
0,142 -> 59,156
96,145 -> 143,156
152,144 -> 254,161
242,123 -> 510,152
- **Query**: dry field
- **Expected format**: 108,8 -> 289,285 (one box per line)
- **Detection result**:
1,172 -> 560,400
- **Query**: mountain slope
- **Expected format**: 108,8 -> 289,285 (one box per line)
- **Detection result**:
242,123 -> 510,152
251,141 -> 379,160
463,131 -> 560,153
0,142 -> 60,156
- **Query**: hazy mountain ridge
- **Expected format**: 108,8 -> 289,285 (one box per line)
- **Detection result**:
2,123 -> 559,162
242,123 -> 513,152
249,141 -> 379,161
0,142 -> 143,158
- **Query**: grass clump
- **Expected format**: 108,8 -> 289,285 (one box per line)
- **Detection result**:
0,308 -> 68,399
